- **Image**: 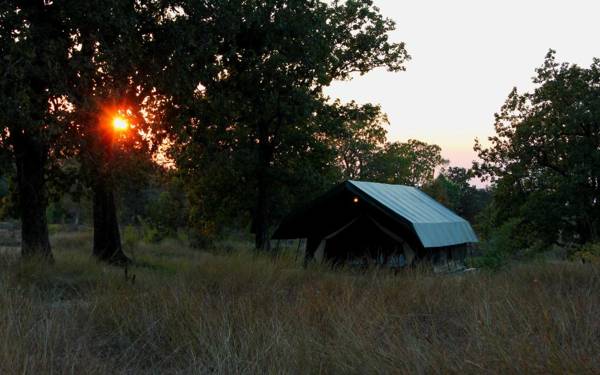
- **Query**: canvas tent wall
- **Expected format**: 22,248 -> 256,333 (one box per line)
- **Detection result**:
272,180 -> 478,265
309,215 -> 417,266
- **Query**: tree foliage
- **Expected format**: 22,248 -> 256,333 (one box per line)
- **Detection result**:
474,50 -> 600,246
1,0 -> 470,256
330,101 -> 389,180
0,0 -> 190,261
173,0 -> 410,249
363,140 -> 446,186
0,1 -> 75,258
423,167 -> 491,224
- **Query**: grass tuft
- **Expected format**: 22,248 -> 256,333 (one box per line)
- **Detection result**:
0,232 -> 598,374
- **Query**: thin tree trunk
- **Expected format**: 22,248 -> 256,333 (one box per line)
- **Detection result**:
13,135 -> 52,260
254,172 -> 269,250
253,133 -> 272,251
92,178 -> 130,265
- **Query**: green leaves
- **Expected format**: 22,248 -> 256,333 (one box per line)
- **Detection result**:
1,0 -> 411,245
172,0 -> 409,239
359,139 -> 446,186
474,50 -> 600,247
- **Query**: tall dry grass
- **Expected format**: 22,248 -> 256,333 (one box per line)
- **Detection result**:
0,233 -> 598,374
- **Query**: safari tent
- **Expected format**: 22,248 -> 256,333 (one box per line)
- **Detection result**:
272,180 -> 478,267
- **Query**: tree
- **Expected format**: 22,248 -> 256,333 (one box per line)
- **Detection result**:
474,50 -> 600,246
0,0 -> 196,263
422,174 -> 461,210
394,140 -> 447,186
0,149 -> 13,219
444,166 -> 471,190
0,1 -> 74,260
422,166 -> 491,223
330,101 -> 388,180
175,95 -> 344,247
56,1 -> 196,263
327,103 -> 448,186
0,177 -> 7,200
176,0 -> 409,250
362,139 -> 446,186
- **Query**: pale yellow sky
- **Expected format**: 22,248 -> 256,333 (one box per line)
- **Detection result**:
326,0 -> 600,169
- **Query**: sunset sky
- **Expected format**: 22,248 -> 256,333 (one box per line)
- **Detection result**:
326,0 -> 600,170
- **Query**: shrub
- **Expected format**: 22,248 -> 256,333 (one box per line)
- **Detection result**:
570,242 -> 600,264
122,225 -> 142,254
469,218 -> 528,270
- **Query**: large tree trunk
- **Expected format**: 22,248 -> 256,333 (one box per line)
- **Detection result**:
13,135 -> 52,260
9,2 -> 53,261
92,178 -> 130,265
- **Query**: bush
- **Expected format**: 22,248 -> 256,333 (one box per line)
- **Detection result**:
144,190 -> 186,241
469,218 -> 528,270
570,242 -> 600,264
467,248 -> 508,270
122,225 -> 142,253
47,223 -> 64,235
142,223 -> 163,243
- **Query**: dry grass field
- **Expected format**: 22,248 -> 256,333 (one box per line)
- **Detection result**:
0,232 -> 598,374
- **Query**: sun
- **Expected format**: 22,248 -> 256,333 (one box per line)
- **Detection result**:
112,116 -> 129,132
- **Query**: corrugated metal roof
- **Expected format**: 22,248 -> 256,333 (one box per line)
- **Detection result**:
349,180 -> 478,248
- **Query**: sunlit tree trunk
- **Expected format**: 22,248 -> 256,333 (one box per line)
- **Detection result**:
92,176 -> 129,265
13,133 -> 52,260
89,127 -> 130,265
